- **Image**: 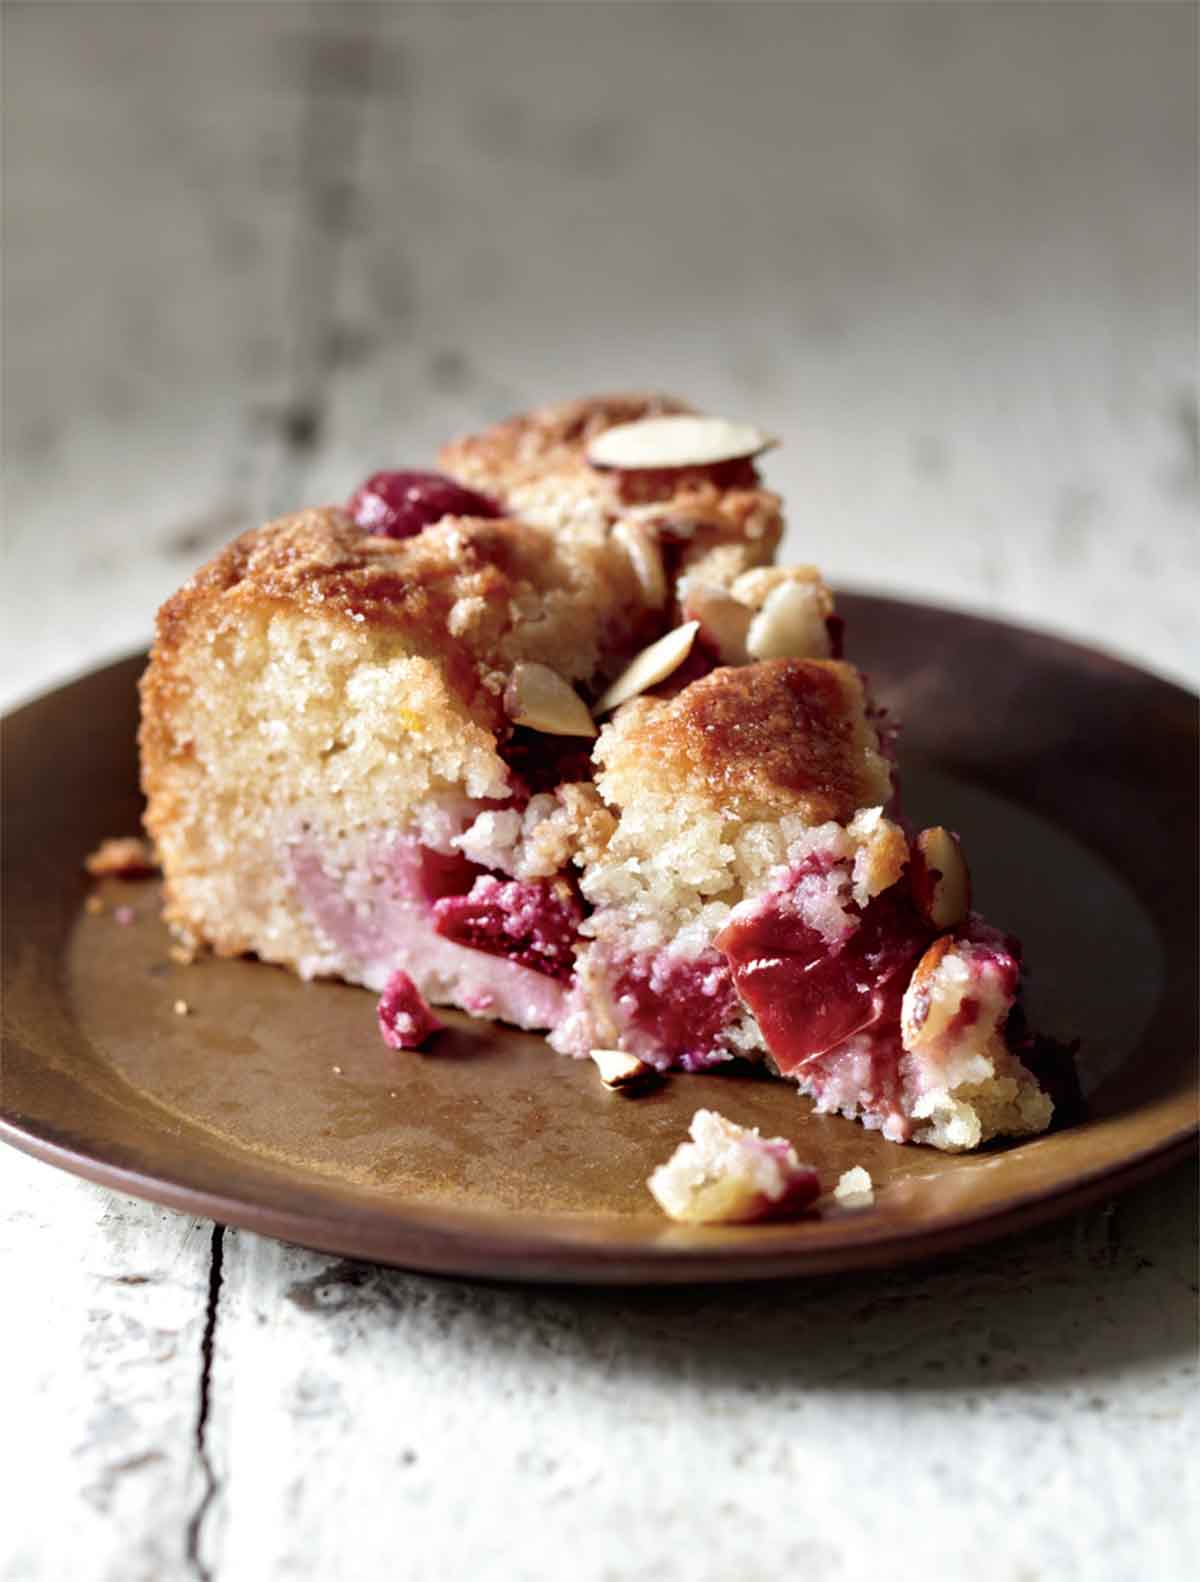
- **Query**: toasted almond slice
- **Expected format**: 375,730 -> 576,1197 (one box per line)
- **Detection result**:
911,826 -> 971,930
612,519 -> 667,606
596,621 -> 699,714
587,415 -> 777,471
680,583 -> 752,664
745,579 -> 832,661
590,1047 -> 657,1091
900,935 -> 956,1048
505,662 -> 597,738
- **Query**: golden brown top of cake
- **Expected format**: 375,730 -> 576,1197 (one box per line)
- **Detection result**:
150,505 -> 662,730
597,659 -> 892,825
152,391 -> 789,734
439,392 -> 693,495
440,392 -> 783,584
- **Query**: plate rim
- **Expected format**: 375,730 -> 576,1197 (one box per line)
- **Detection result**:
1,1107 -> 1195,1284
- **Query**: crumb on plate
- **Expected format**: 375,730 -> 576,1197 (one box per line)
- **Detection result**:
833,1165 -> 875,1203
85,835 -> 159,879
647,1108 -> 820,1225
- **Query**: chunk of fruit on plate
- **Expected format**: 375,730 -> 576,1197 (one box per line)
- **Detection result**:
377,968 -> 445,1050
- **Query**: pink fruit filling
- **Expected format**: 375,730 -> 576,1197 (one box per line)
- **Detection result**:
289,835 -> 568,1030
753,1146 -> 823,1218
432,876 -> 583,981
609,947 -> 743,1072
377,969 -> 444,1050
716,863 -> 932,1077
347,470 -> 502,539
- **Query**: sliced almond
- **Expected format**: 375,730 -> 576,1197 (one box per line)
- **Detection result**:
504,662 -> 597,738
680,583 -> 752,664
596,621 -> 699,714
612,519 -> 667,606
911,826 -> 970,930
745,579 -> 832,661
587,415 -> 777,471
900,935 -> 956,1048
590,1048 -> 657,1092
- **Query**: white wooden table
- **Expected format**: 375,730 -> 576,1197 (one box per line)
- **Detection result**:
3,7 -> 1196,1580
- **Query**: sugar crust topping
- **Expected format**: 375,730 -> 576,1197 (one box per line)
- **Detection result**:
598,659 -> 892,825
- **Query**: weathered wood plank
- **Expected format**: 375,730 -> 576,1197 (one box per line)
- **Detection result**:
199,1162 -> 1197,1582
3,2 -> 1197,710
0,1148 -> 216,1582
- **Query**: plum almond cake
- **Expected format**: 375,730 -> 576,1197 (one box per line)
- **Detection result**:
139,393 -> 1074,1167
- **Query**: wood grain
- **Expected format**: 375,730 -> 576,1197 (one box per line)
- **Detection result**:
0,1149 -> 218,1582
3,1143 -> 1196,1582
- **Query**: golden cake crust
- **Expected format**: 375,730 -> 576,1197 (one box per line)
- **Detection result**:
438,392 -> 694,496
144,505 -> 659,737
598,660 -> 892,825
440,391 -> 783,585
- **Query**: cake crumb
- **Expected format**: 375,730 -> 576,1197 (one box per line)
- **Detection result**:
590,1047 -> 657,1093
172,999 -> 190,1017
834,1166 -> 875,1203
332,1065 -> 343,1075
85,836 -> 158,878
85,895 -> 106,916
168,944 -> 195,966
647,1109 -> 820,1225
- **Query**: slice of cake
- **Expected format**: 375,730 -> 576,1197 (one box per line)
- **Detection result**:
140,393 -> 1069,1151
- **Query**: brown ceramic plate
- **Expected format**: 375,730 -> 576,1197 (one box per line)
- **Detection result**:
3,595 -> 1196,1283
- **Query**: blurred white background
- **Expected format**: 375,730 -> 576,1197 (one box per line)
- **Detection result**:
3,1 -> 1197,708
